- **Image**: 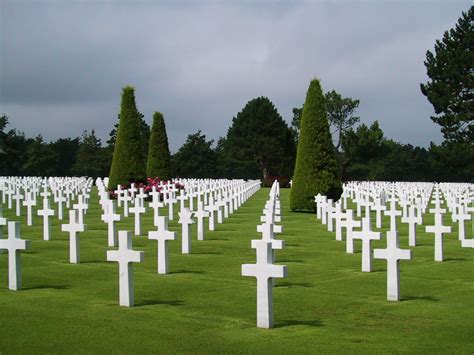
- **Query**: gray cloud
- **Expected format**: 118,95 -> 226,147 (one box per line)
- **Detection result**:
1,0 -> 471,151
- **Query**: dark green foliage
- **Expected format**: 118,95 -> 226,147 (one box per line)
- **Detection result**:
107,111 -> 150,165
223,97 -> 296,183
72,130 -> 108,178
50,137 -> 80,176
290,79 -> 342,211
22,135 -> 58,176
108,86 -> 146,189
420,5 -> 474,143
146,112 -> 171,180
325,90 -> 360,151
172,131 -> 217,178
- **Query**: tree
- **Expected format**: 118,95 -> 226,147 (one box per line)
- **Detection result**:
223,97 -> 296,183
341,121 -> 385,180
325,90 -> 360,151
290,79 -> 342,211
172,131 -> 217,178
50,137 -> 80,176
108,86 -> 147,189
72,130 -> 107,178
107,111 -> 150,162
420,5 -> 474,143
291,106 -> 304,143
22,135 -> 58,176
291,90 -> 360,149
146,112 -> 172,180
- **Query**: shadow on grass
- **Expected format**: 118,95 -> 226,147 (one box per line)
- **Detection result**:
191,251 -> 223,255
278,259 -> 305,263
171,270 -> 206,275
80,260 -> 109,264
276,281 -> 313,288
444,258 -> 469,262
402,295 -> 439,302
285,243 -> 300,247
277,319 -> 324,328
24,285 -> 70,290
136,299 -> 185,307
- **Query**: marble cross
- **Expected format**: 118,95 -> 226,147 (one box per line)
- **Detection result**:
13,189 -> 24,217
61,209 -> 86,264
372,198 -> 386,229
425,212 -> 451,262
374,230 -> 412,301
56,191 -> 67,220
178,207 -> 194,254
23,191 -> 36,226
148,216 -> 177,274
101,200 -> 121,247
401,205 -> 422,247
129,196 -> 146,236
241,239 -> 287,328
37,196 -> 55,241
352,216 -> 381,272
194,201 -> 209,241
341,210 -> 361,253
149,188 -> 164,227
73,194 -> 88,225
452,208 -> 470,241
384,200 -> 402,233
0,221 -> 31,290
107,230 -> 145,307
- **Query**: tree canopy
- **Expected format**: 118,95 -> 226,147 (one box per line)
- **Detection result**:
223,96 -> 296,183
420,5 -> 474,143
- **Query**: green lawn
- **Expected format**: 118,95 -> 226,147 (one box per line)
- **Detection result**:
0,187 -> 473,353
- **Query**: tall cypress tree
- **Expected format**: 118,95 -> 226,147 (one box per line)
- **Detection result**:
108,86 -> 146,189
290,79 -> 342,211
146,111 -> 171,180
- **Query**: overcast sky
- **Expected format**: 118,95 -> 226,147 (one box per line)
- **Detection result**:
0,0 -> 470,151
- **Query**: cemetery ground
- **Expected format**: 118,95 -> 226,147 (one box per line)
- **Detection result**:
0,188 -> 473,353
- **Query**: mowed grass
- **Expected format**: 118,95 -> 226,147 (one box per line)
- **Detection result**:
0,187 -> 473,353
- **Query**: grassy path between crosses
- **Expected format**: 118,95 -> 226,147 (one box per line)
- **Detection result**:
0,187 -> 473,353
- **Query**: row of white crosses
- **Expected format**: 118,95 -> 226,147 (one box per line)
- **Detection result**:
101,178 -> 262,307
242,181 -> 288,328
315,181 -> 473,301
0,177 -> 93,290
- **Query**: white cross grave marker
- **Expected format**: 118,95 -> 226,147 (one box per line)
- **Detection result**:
353,217 -> 381,272
374,230 -> 412,301
148,216 -> 177,274
0,221 -> 30,290
241,239 -> 287,329
37,196 -> 55,241
178,207 -> 194,254
107,230 -> 144,307
101,200 -> 121,247
61,209 -> 86,264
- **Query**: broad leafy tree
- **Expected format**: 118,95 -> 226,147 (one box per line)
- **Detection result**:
223,96 -> 296,182
420,5 -> 474,143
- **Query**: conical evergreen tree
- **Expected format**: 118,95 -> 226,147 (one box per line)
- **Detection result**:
108,86 -> 146,189
146,111 -> 171,180
290,79 -> 342,211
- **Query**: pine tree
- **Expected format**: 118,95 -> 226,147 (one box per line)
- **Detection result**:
420,5 -> 473,143
146,111 -> 171,180
108,86 -> 146,189
290,79 -> 342,211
